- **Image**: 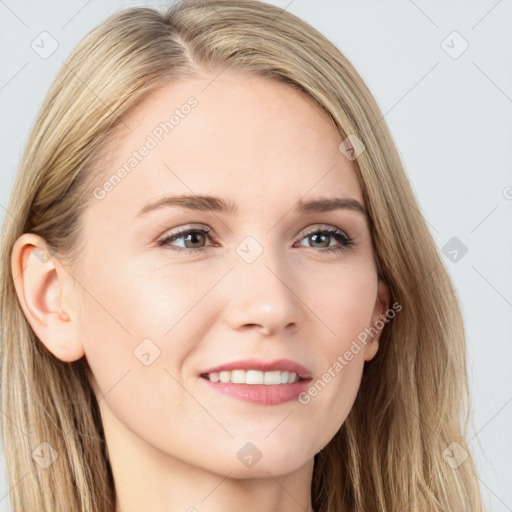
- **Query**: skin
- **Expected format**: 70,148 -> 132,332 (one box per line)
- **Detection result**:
12,72 -> 390,512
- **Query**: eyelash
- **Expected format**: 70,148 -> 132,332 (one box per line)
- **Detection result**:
157,225 -> 354,256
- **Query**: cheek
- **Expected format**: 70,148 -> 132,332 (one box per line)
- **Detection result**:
296,341 -> 366,455
77,253 -> 208,356
75,255 -> 217,424
314,262 -> 378,337
77,277 -> 199,455
295,265 -> 377,443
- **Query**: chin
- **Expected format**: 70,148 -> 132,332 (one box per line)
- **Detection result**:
226,456 -> 312,480
212,438 -> 316,478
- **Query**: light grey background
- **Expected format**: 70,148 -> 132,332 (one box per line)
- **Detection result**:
1,1 -> 511,511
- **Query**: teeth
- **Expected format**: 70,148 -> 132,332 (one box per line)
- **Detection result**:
231,370 -> 246,384
206,370 -> 299,385
246,370 -> 262,385
264,371 -> 281,385
209,372 -> 220,383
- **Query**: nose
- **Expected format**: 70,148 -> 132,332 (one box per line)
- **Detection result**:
221,243 -> 303,336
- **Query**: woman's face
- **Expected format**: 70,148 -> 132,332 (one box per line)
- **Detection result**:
72,73 -> 389,477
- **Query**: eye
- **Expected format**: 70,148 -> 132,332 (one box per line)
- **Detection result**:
157,224 -> 354,255
295,226 -> 354,254
157,226 -> 215,254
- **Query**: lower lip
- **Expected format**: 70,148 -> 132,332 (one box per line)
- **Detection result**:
200,377 -> 311,405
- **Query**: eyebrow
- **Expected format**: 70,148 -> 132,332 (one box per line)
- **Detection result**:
136,194 -> 368,218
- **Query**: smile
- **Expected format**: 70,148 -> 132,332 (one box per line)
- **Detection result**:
199,358 -> 312,405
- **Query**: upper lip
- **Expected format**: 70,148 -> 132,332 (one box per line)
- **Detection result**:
200,358 -> 312,380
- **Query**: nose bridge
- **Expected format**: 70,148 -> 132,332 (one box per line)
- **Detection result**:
223,234 -> 302,333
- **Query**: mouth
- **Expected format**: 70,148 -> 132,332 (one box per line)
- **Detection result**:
198,358 -> 312,405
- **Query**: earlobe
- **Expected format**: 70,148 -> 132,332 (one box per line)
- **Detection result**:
363,279 -> 391,362
11,233 -> 85,362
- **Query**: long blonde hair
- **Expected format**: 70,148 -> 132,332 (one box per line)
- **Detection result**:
0,1 -> 485,510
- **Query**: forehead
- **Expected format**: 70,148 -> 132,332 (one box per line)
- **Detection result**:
87,72 -> 363,222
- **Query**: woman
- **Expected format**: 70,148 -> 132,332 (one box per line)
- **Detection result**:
0,0 -> 485,510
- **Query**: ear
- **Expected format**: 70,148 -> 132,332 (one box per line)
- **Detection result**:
363,279 -> 391,362
11,233 -> 84,362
